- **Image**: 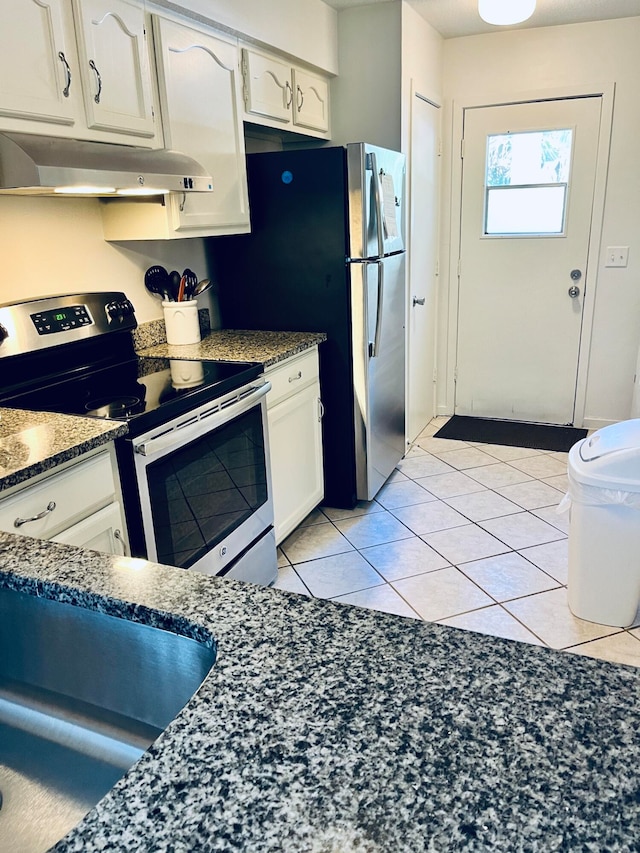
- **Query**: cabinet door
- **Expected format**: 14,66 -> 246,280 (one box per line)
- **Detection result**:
72,0 -> 156,137
0,0 -> 80,126
293,68 -> 329,133
268,383 -> 324,545
51,501 -> 128,555
242,49 -> 292,124
0,451 -> 116,540
153,16 -> 249,234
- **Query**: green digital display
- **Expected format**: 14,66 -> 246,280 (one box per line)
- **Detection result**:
31,305 -> 91,335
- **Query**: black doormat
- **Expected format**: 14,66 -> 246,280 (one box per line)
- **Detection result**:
434,415 -> 587,452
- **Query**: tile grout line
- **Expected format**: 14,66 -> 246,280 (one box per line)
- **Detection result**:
275,420 -> 640,662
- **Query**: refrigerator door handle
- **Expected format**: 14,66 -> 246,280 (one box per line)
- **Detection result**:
369,261 -> 384,359
368,151 -> 385,258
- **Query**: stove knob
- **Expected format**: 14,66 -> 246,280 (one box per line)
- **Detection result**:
0,324 -> 7,344
120,299 -> 135,317
106,301 -> 121,321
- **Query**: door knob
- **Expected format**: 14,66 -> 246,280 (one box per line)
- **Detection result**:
568,285 -> 580,298
412,296 -> 425,307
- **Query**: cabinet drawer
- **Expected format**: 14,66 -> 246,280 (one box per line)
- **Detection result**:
266,348 -> 319,409
0,452 -> 116,539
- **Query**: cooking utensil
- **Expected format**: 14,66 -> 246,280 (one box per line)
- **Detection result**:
168,270 -> 181,302
182,269 -> 198,300
144,265 -> 169,300
177,274 -> 186,303
193,278 -> 212,297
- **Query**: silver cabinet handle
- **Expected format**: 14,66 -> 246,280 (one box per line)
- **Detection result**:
412,296 -> 426,307
285,81 -> 293,108
89,59 -> 102,104
114,529 -> 128,556
318,398 -> 324,422
58,51 -> 71,97
568,285 -> 580,298
288,371 -> 302,383
14,501 -> 56,528
296,85 -> 304,111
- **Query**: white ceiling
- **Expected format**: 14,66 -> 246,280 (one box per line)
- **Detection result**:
321,0 -> 640,39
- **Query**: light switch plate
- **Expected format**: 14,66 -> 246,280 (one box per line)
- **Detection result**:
605,246 -> 629,267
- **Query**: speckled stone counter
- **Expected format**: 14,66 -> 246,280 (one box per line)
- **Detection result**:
0,408 -> 127,491
0,533 -> 638,851
136,329 -> 327,368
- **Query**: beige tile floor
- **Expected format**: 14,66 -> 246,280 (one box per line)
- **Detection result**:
274,417 -> 640,668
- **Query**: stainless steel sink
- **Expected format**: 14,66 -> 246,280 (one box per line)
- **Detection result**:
0,586 -> 216,853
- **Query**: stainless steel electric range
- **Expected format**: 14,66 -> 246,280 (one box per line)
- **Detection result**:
0,292 -> 277,586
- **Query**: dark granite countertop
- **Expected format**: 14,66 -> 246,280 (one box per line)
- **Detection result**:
135,328 -> 327,368
0,408 -> 127,492
0,532 -> 637,851
0,330 -> 323,492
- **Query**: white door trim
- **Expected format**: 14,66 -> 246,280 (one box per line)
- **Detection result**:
442,82 -> 615,427
406,79 -> 442,444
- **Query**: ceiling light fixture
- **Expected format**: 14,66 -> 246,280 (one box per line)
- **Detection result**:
478,0 -> 536,26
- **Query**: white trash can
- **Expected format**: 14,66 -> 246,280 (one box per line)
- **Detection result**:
567,419 -> 640,627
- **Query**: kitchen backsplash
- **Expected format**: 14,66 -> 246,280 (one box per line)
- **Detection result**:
132,309 -> 212,351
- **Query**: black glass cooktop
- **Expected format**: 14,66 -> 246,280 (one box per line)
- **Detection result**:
0,354 -> 262,436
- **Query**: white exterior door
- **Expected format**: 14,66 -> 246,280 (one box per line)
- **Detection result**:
455,96 -> 602,425
407,91 -> 440,442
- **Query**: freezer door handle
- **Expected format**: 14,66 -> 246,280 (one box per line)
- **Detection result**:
368,151 -> 385,258
369,261 -> 384,359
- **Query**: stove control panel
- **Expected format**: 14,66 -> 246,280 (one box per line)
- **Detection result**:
0,292 -> 137,358
31,305 -> 93,335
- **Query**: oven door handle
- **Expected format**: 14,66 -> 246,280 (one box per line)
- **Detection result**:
134,381 -> 271,458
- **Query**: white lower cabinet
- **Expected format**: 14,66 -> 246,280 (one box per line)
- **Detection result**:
0,447 -> 128,557
266,348 -> 324,545
51,501 -> 127,554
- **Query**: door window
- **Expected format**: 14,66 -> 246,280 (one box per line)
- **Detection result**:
484,128 -> 573,236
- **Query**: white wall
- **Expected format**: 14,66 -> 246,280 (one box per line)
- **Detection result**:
0,196 -> 207,322
400,2 -> 442,147
439,17 -> 640,426
330,3 -> 402,149
330,2 -> 442,152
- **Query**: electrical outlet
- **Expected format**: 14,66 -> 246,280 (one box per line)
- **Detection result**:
605,246 -> 629,268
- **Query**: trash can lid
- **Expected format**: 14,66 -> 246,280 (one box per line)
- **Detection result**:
569,419 -> 640,490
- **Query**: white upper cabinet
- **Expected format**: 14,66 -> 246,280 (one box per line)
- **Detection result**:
71,0 -> 156,137
0,0 -> 81,127
242,46 -> 330,138
154,16 -> 249,233
242,49 -> 292,124
0,0 -> 159,144
101,14 -> 249,239
292,67 -> 330,134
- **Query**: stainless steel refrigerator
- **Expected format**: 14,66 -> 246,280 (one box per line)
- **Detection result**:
210,142 -> 406,509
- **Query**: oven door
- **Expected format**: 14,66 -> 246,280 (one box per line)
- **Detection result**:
128,379 -> 276,585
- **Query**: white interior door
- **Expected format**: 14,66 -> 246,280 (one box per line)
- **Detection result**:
407,90 -> 440,442
455,96 -> 602,425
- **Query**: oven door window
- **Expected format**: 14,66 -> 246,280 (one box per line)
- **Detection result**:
146,407 -> 268,568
